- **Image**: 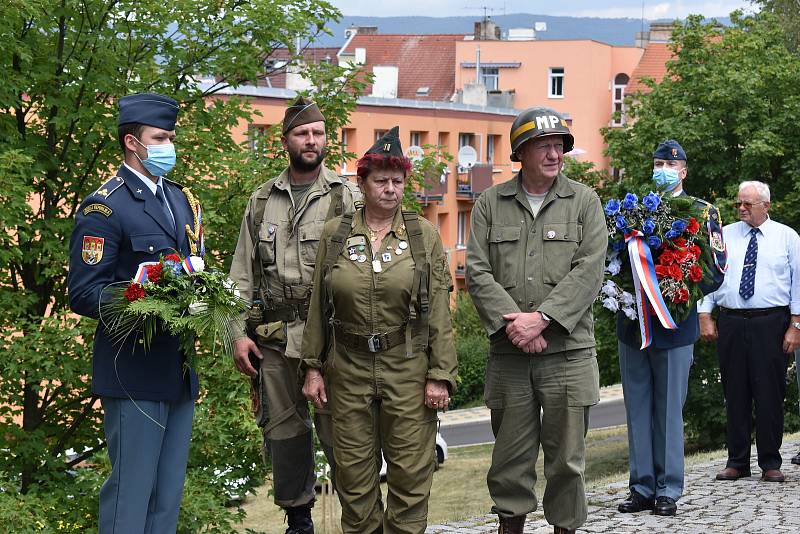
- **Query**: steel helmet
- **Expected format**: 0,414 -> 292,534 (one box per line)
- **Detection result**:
509,107 -> 574,161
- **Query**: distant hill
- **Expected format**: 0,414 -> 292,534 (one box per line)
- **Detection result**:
310,14 -> 731,48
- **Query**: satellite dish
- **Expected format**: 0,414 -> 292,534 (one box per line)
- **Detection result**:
405,145 -> 425,162
457,145 -> 478,169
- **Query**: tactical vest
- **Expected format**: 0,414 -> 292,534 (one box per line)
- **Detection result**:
247,176 -> 347,320
322,209 -> 430,357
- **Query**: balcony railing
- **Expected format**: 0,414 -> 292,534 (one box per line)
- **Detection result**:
455,163 -> 494,199
416,169 -> 447,203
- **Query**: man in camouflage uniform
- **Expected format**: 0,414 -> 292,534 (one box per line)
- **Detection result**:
229,96 -> 360,534
466,107 -> 607,534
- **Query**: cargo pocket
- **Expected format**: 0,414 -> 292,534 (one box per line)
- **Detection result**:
488,225 -> 522,288
484,353 -> 532,410
299,220 -> 324,265
565,349 -> 600,407
258,221 -> 278,265
542,222 -> 581,285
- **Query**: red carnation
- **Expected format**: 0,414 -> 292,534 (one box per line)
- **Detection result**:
668,263 -> 684,281
659,250 -> 675,265
687,218 -> 700,235
146,263 -> 163,283
124,283 -> 146,302
673,237 -> 687,248
689,264 -> 703,283
655,265 -> 670,279
677,250 -> 694,264
165,253 -> 181,263
690,244 -> 701,257
672,287 -> 689,303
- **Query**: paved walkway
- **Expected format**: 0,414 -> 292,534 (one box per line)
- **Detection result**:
426,439 -> 800,533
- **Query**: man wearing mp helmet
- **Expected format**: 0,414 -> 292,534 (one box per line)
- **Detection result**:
467,107 -> 607,534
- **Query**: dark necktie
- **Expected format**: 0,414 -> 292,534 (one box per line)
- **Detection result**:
155,184 -> 175,230
739,227 -> 758,299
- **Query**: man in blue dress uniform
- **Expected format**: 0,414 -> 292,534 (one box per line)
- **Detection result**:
68,93 -> 199,533
616,140 -> 726,517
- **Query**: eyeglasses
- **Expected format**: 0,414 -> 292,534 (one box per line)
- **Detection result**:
734,201 -> 765,209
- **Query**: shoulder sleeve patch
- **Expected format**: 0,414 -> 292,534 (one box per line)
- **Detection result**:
83,203 -> 113,217
95,176 -> 124,198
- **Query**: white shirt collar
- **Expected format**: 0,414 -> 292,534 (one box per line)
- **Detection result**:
124,163 -> 161,195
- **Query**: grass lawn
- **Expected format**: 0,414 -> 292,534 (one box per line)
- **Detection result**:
234,425 -> 631,533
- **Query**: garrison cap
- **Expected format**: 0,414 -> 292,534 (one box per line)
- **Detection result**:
653,139 -> 686,161
282,96 -> 325,134
366,126 -> 403,157
118,93 -> 179,130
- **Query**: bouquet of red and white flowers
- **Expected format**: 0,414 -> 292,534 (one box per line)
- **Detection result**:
597,190 -> 712,347
102,252 -> 247,363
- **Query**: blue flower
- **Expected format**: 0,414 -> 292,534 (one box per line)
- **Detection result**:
647,235 -> 662,249
621,193 -> 639,210
642,192 -> 661,211
164,260 -> 182,276
643,218 -> 656,235
612,239 -> 626,252
604,199 -> 621,216
665,230 -> 680,240
615,215 -> 628,231
671,219 -> 688,233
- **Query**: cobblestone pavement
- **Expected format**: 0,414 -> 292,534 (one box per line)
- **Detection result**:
426,439 -> 800,533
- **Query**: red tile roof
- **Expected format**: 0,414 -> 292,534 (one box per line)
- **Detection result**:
628,43 -> 673,94
260,47 -> 340,89
340,34 -> 466,101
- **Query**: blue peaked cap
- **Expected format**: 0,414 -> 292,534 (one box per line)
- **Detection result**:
653,139 -> 686,161
118,93 -> 179,130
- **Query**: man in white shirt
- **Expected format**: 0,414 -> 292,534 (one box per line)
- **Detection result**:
699,180 -> 800,483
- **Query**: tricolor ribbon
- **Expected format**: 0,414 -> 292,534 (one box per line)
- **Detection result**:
132,262 -> 159,284
624,230 -> 678,349
182,256 -> 199,274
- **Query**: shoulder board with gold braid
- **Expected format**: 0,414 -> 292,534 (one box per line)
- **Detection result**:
94,176 -> 124,199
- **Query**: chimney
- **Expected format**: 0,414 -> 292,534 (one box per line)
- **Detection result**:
474,18 -> 501,41
636,21 -> 675,47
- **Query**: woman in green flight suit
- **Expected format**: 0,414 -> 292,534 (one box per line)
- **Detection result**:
301,127 -> 457,534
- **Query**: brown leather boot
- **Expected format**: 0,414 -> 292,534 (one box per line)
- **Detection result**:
553,527 -> 576,534
498,515 -> 525,534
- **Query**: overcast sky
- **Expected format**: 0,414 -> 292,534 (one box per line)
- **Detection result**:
331,1 -> 756,19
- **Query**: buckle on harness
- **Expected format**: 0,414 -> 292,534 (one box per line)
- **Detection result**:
367,334 -> 383,353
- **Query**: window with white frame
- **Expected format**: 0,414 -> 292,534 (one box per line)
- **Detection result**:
458,132 -> 475,149
549,67 -> 564,98
487,134 -> 499,164
248,125 -> 271,158
457,211 -> 469,248
410,131 -> 422,147
612,73 -> 629,126
480,67 -> 499,91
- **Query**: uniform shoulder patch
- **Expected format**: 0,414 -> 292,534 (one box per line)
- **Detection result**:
94,176 -> 124,199
81,236 -> 105,264
83,203 -> 113,217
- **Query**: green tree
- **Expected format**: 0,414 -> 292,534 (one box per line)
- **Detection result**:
602,11 -> 800,448
752,0 -> 800,51
0,0 -> 368,529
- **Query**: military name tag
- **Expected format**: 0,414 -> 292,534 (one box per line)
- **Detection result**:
83,203 -> 113,217
81,236 -> 104,265
346,236 -> 367,249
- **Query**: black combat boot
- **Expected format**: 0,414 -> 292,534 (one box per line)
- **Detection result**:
285,504 -> 314,534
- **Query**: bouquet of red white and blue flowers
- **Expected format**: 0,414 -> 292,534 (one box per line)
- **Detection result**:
597,191 -> 712,348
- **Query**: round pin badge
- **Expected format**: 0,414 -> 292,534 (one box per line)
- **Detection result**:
395,248 -> 403,255
357,254 -> 367,263
546,230 -> 556,239
398,241 -> 408,250
349,253 -> 358,261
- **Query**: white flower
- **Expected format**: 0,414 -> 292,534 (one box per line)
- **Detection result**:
602,297 -> 620,312
183,255 -> 205,274
606,258 -> 622,276
620,291 -> 635,306
188,301 -> 208,315
601,280 -> 618,297
622,307 -> 638,320
223,277 -> 241,298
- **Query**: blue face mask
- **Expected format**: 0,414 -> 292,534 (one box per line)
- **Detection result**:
134,138 -> 176,176
652,166 -> 681,192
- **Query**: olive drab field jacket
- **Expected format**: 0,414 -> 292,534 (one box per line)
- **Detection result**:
466,172 -> 607,355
